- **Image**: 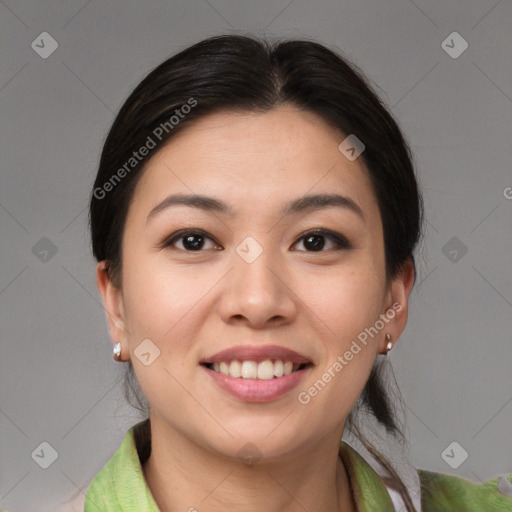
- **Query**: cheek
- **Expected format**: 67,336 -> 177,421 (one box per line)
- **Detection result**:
120,257 -> 216,421
301,262 -> 385,341
122,252 -> 216,340
294,264 -> 383,413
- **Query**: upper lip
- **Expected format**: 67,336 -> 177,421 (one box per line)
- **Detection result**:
201,345 -> 312,365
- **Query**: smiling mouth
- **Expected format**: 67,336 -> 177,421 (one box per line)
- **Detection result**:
201,360 -> 312,380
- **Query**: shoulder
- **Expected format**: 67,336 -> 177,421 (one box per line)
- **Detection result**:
418,468 -> 512,511
85,419 -> 158,511
84,433 -> 128,510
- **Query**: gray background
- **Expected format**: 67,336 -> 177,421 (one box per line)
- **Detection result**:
1,0 -> 511,510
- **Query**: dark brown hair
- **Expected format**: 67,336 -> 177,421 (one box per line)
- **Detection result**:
89,34 -> 423,511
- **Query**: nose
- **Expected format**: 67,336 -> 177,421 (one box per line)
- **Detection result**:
217,242 -> 298,329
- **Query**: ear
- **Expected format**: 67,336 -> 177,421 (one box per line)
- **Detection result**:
380,258 -> 415,353
96,261 -> 128,360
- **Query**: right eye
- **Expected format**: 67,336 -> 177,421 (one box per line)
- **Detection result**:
160,229 -> 222,252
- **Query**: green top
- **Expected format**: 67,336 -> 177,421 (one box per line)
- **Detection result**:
84,420 -> 512,511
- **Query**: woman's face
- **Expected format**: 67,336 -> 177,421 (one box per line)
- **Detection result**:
98,105 -> 413,460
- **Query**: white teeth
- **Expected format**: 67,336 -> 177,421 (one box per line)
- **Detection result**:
273,359 -> 284,377
229,360 -> 242,378
210,359 -> 304,379
241,361 -> 257,379
257,360 -> 274,380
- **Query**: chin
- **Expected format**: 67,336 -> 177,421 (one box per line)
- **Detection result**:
208,418 -> 311,460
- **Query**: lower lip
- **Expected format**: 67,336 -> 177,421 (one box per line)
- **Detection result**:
202,365 -> 311,403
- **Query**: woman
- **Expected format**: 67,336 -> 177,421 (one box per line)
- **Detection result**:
84,35 -> 512,511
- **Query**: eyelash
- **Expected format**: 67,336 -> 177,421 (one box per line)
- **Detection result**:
159,228 -> 351,252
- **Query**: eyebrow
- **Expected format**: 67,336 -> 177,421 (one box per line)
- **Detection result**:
146,192 -> 365,224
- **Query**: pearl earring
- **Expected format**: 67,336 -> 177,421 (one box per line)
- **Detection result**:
113,342 -> 122,361
385,333 -> 393,352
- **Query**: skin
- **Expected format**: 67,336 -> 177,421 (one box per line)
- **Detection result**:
96,105 -> 415,512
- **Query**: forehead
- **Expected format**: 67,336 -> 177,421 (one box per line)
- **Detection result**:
128,106 -> 380,224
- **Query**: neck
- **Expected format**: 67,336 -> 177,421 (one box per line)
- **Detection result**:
141,417 -> 356,512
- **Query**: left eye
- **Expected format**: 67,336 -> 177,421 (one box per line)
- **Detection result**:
292,229 -> 351,252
